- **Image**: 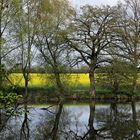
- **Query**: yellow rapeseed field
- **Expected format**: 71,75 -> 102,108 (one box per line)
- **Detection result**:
9,73 -> 90,87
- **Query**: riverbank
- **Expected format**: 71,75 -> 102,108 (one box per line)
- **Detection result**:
5,73 -> 140,103
18,87 -> 140,104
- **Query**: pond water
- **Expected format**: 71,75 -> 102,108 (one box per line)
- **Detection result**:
0,101 -> 140,140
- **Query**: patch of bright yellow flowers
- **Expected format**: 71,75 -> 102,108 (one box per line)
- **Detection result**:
9,73 -> 90,87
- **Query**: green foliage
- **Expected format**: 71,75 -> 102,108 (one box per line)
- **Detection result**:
0,91 -> 22,116
96,60 -> 133,93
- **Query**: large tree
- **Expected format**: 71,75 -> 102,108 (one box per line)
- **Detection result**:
67,5 -> 119,97
34,0 -> 73,96
11,0 -> 38,99
111,0 -> 140,94
0,0 -> 20,89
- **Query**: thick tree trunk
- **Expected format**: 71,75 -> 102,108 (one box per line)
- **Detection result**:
89,69 -> 96,98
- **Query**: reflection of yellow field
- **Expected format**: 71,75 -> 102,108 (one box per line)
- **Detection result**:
9,73 -> 90,87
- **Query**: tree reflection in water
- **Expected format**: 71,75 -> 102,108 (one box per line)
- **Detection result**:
0,103 -> 30,140
35,103 -> 78,139
95,101 -> 140,140
88,101 -> 96,140
1,101 -> 140,140
35,101 -> 64,140
20,104 -> 30,140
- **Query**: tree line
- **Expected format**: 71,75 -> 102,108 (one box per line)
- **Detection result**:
0,0 -> 140,98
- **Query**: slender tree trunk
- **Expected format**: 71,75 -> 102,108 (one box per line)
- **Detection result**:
88,101 -> 96,140
132,73 -> 137,94
89,68 -> 96,98
22,72 -> 29,104
113,80 -> 119,94
55,72 -> 64,96
24,75 -> 28,101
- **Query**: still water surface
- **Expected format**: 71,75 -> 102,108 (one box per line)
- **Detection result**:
0,101 -> 140,140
